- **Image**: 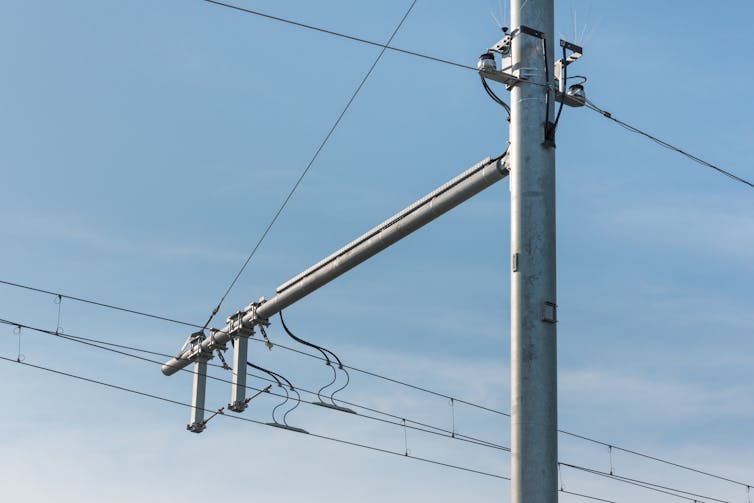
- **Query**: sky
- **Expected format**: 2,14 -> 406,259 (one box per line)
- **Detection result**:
1,0 -> 753,502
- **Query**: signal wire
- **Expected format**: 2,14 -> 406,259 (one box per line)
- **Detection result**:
584,98 -> 754,189
199,0 -> 418,330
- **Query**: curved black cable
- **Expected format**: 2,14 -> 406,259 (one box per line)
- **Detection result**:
317,360 -> 338,403
329,365 -> 351,405
279,310 -> 351,405
247,360 -> 300,425
567,74 -> 588,85
279,311 -> 331,365
480,74 -> 511,118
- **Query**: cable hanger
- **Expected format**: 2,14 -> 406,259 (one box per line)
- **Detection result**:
279,311 -> 355,414
247,360 -> 308,434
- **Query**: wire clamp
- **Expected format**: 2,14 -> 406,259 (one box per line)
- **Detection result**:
183,331 -> 213,361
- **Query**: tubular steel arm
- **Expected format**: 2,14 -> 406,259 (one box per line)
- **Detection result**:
162,155 -> 508,376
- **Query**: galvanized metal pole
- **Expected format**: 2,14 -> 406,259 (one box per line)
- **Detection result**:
509,0 -> 557,502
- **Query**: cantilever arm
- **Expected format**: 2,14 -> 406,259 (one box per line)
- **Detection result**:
162,155 -> 508,376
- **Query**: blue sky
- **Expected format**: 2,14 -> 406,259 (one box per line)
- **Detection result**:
1,1 -> 752,501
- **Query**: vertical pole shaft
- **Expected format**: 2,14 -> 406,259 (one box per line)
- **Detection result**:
228,333 -> 250,412
509,0 -> 557,502
187,357 -> 209,433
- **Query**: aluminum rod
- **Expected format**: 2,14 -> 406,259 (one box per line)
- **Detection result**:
509,0 -> 558,502
161,156 -> 508,376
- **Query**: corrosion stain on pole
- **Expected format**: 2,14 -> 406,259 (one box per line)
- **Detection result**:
509,0 -> 558,502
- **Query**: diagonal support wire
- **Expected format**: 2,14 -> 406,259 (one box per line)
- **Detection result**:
200,0 -> 420,330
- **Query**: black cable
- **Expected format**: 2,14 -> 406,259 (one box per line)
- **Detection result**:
0,354 -> 507,481
279,311 -> 332,365
200,0 -> 475,72
246,360 -> 300,425
566,75 -> 588,85
542,38 -> 552,142
584,98 -> 754,189
279,310 -> 351,405
200,0 -> 418,329
249,330 -> 510,417
480,74 -> 511,118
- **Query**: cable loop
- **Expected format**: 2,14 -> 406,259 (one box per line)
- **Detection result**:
278,311 -> 351,406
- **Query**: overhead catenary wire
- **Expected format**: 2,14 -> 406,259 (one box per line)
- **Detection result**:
0,279 -> 508,415
0,354 -> 507,482
0,278 -> 505,416
559,489 -> 617,503
0,354 -> 735,503
558,429 -> 753,490
2,280 -> 753,490
0,279 -> 200,329
561,463 -> 730,503
199,0 -> 418,330
0,317 -> 508,452
584,98 -> 754,189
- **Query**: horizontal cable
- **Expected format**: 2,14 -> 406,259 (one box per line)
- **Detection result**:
3,279 -> 752,490
0,278 -> 507,415
560,489 -> 618,503
559,430 -> 753,489
201,0 -> 475,72
584,98 -> 754,189
0,354 -> 506,481
3,332 -> 729,503
0,317 -> 506,452
561,462 -> 729,503
0,279 -> 202,329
